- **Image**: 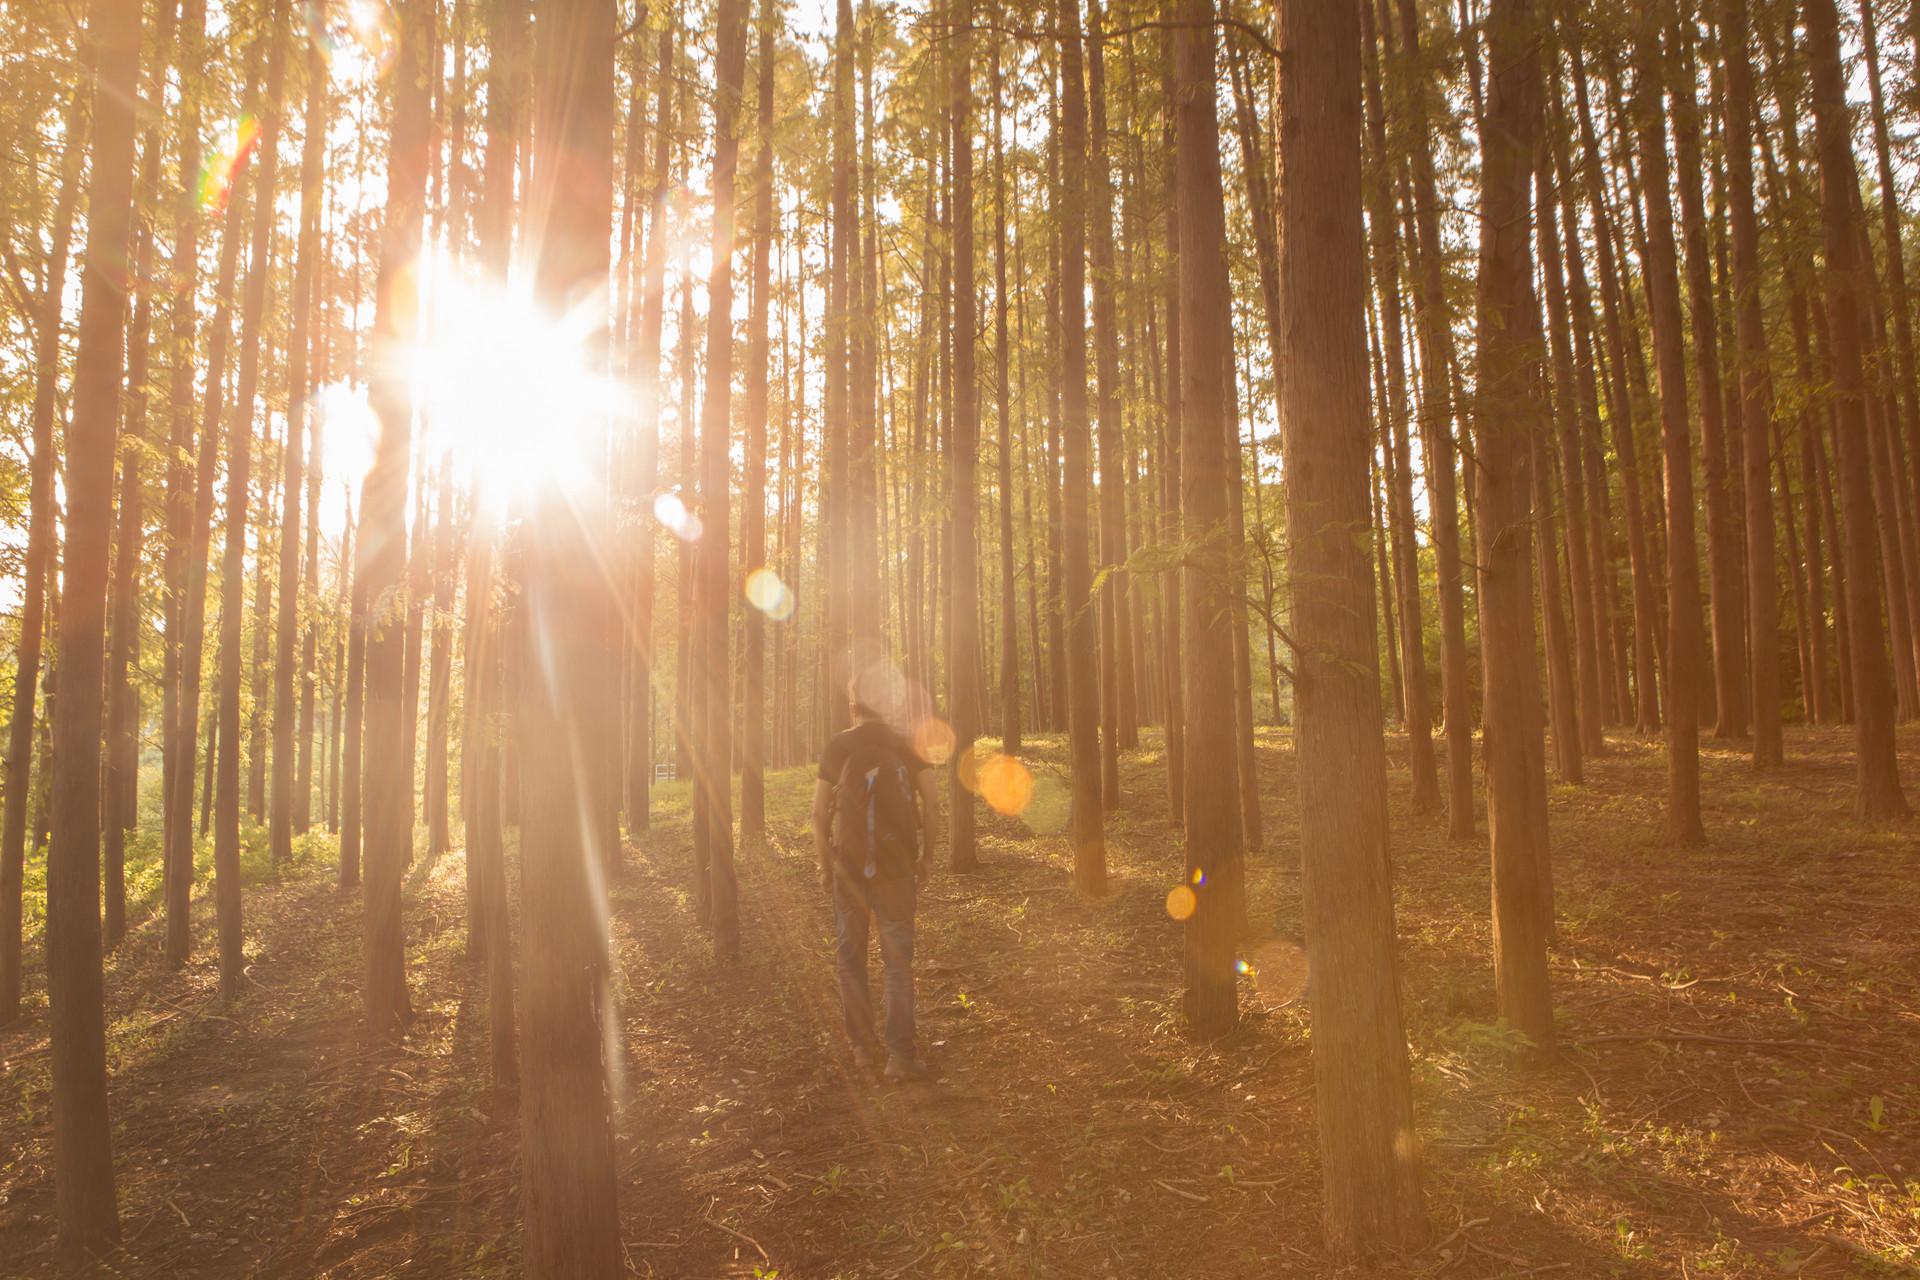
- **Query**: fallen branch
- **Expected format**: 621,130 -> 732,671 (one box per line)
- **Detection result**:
1154,1179 -> 1211,1203
1575,1029 -> 1828,1051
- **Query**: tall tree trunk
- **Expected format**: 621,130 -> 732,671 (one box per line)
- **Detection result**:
1719,0 -> 1784,764
950,0 -> 981,871
362,0 -> 433,1035
275,27 -> 328,865
1476,0 -> 1557,1047
1360,0 -> 1441,811
1668,14 -> 1746,740
740,0 -> 775,842
1088,0 -> 1129,807
425,465 -> 455,856
698,0 -> 747,960
628,17 -> 674,832
218,0 -> 293,995
1275,0 -> 1426,1252
1571,37 -> 1662,732
1637,19 -> 1707,844
519,0 -> 625,1267
103,0 -> 180,949
1536,111 -> 1607,758
1,88 -> 85,1023
1158,41 -> 1184,828
48,0 -> 145,1251
994,33 -> 1022,758
1057,0 -> 1106,893
170,28 -> 263,963
1393,0 -> 1475,835
1804,0 -> 1911,816
1173,0 -> 1242,1037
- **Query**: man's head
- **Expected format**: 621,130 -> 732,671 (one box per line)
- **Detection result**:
848,677 -> 882,723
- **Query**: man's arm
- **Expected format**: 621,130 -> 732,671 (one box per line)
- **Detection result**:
811,779 -> 835,892
915,769 -> 943,880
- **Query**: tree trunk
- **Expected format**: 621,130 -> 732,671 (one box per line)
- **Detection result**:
1276,0 -> 1426,1252
697,0 -> 746,961
519,0 -> 625,1267
362,0 -> 432,1035
1057,0 -> 1106,894
1804,0 -> 1911,816
275,28 -> 327,865
217,0 -> 293,996
950,0 -> 981,871
1476,0 -> 1557,1047
740,0 -> 775,842
48,0 -> 145,1251
1393,0 -> 1475,835
1360,0 -> 1442,811
1636,19 -> 1707,844
1,87 -> 85,1023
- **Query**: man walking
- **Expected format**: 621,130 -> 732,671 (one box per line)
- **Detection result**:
812,681 -> 942,1081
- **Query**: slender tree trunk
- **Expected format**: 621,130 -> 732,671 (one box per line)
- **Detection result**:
1637,20 -> 1707,844
362,0 -> 432,1035
1571,37 -> 1661,731
993,35 -> 1021,757
103,1 -> 180,949
1804,0 -> 1911,816
1719,0 -> 1784,764
697,0 -> 747,961
1476,0 -> 1556,1048
1537,116 -> 1606,758
518,0 -> 625,1266
48,0 -> 146,1251
950,0 -> 981,871
275,29 -> 327,865
217,0 -> 293,995
1,88 -> 85,1023
740,0 -> 775,842
1668,15 -> 1746,740
1394,0 -> 1475,835
1360,0 -> 1441,810
1275,0 -> 1426,1251
1057,0 -> 1106,894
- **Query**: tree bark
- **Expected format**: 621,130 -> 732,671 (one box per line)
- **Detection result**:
1636,18 -> 1707,844
950,0 -> 981,871
1,86 -> 85,1023
1475,0 -> 1557,1047
1057,0 -> 1106,894
1804,0 -> 1910,816
48,0 -> 145,1252
1276,0 -> 1426,1252
217,0 -> 293,995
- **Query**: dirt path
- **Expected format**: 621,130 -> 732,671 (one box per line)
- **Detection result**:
3,726 -> 1917,1277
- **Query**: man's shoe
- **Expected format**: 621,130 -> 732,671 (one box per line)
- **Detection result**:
883,1052 -> 929,1083
851,1043 -> 883,1072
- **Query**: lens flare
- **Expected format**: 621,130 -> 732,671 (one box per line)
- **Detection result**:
1165,885 -> 1197,922
198,115 -> 261,212
1020,773 -> 1070,835
955,746 -> 983,794
743,566 -> 795,621
978,753 -> 1034,817
652,491 -> 703,542
913,716 -> 955,766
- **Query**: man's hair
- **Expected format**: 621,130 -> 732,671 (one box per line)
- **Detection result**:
848,677 -> 882,722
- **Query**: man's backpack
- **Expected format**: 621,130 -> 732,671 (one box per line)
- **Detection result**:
832,734 -> 920,880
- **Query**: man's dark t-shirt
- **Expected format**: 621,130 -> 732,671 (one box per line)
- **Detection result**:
820,721 -> 930,878
817,720 -> 931,786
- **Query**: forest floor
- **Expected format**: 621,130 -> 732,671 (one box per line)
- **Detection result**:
2,724 -> 1918,1278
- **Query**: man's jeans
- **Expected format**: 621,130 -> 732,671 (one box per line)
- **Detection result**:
831,869 -> 916,1058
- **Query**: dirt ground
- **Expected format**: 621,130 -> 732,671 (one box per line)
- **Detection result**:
2,724 -> 1917,1277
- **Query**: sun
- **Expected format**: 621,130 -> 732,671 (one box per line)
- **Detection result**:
408,256 -> 622,512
